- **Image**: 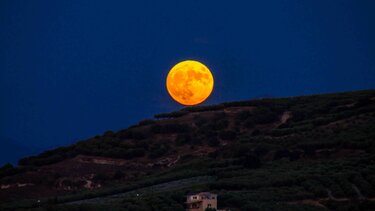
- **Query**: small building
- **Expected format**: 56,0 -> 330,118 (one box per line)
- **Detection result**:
186,192 -> 218,211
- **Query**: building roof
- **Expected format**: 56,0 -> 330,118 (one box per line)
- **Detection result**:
187,191 -> 217,197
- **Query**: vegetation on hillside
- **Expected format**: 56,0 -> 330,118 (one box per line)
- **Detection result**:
0,90 -> 375,210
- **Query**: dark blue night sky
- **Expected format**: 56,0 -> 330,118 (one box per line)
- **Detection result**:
1,0 -> 374,165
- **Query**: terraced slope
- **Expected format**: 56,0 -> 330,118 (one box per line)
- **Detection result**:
1,90 -> 375,210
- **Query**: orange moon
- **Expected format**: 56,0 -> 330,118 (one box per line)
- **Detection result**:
166,60 -> 214,106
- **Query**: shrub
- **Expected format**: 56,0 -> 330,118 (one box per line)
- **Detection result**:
235,110 -> 251,121
0,163 -> 18,178
103,148 -> 145,159
138,119 -> 156,126
251,107 -> 280,124
151,124 -> 190,134
241,153 -> 261,169
119,129 -> 149,140
93,173 -> 109,182
244,119 -> 255,128
125,148 -> 146,158
194,116 -> 207,127
213,119 -> 229,130
103,130 -> 115,137
148,143 -> 169,158
112,170 -> 125,180
19,154 -> 65,166
154,111 -> 188,118
175,134 -> 191,146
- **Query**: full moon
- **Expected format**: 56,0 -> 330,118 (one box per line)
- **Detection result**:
166,60 -> 214,106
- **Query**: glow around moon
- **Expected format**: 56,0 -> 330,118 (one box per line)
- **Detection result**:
166,60 -> 214,106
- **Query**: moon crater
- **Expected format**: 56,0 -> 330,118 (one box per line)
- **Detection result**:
166,60 -> 214,105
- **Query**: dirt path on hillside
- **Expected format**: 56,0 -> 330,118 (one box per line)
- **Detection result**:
280,111 -> 291,124
351,184 -> 365,200
65,176 -> 215,205
289,197 -> 375,210
288,188 -> 375,209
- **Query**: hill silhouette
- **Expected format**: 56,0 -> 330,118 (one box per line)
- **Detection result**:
1,90 -> 375,210
0,138 -> 37,166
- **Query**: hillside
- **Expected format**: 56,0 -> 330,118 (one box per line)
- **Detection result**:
1,90 -> 375,211
0,138 -> 40,166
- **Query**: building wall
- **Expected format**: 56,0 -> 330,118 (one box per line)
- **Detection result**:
186,193 -> 218,211
187,202 -> 203,211
187,208 -> 201,211
202,199 -> 217,210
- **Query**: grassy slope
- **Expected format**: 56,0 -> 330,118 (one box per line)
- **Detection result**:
1,89 -> 375,210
